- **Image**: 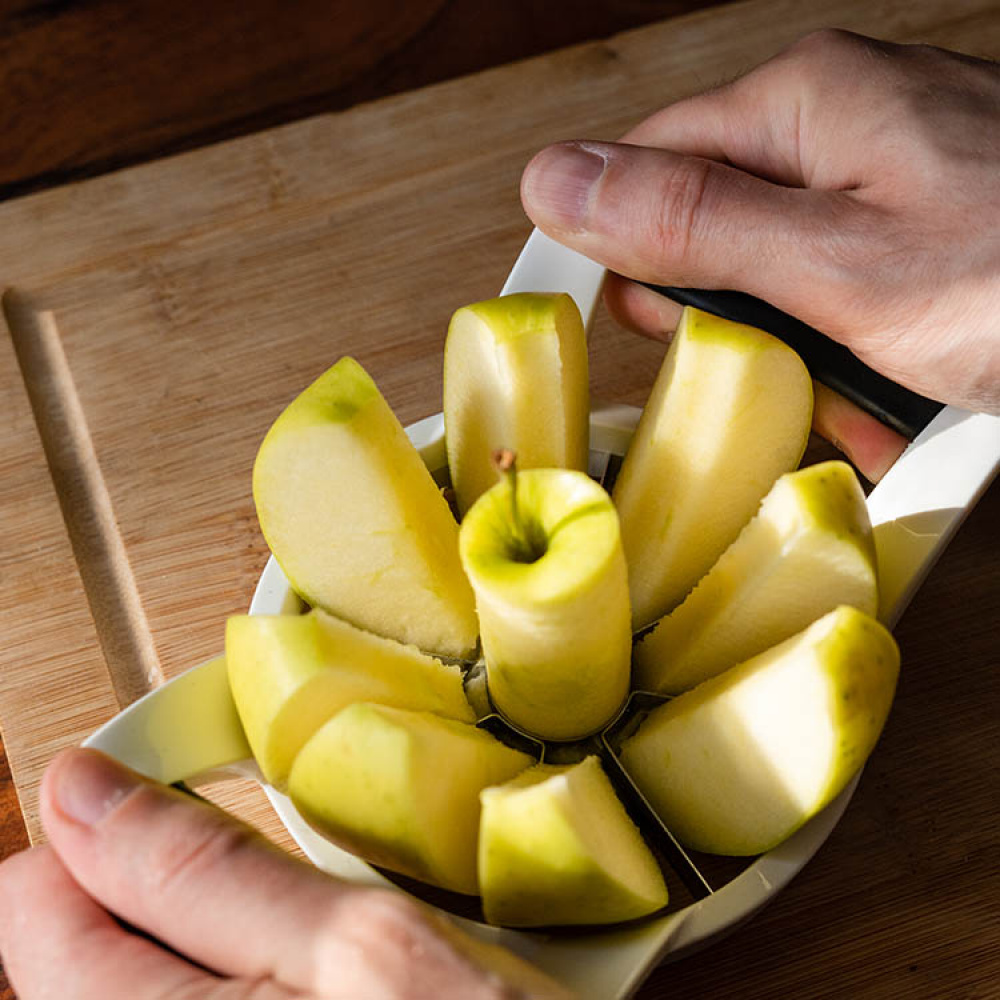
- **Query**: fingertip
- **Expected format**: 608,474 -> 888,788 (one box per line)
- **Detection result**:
604,275 -> 683,341
41,747 -> 144,833
812,383 -> 908,483
520,140 -> 608,232
0,843 -> 56,909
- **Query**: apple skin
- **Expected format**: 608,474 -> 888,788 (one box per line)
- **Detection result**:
444,292 -> 589,516
226,609 -> 475,787
459,467 -> 632,742
288,703 -> 533,895
478,757 -> 668,927
253,356 -> 478,658
619,606 -> 899,856
612,307 -> 814,629
634,460 -> 878,694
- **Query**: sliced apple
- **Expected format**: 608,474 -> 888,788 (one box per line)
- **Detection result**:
478,757 -> 668,927
226,609 -> 475,787
634,460 -> 878,694
288,703 -> 533,895
612,307 -> 813,628
459,466 -> 631,741
443,292 -> 589,516
253,356 -> 477,658
619,606 -> 899,856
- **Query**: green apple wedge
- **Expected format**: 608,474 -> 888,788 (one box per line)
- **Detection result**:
619,606 -> 899,856
288,703 -> 533,895
443,292 -> 589,517
634,460 -> 878,694
226,609 -> 475,787
479,757 -> 668,927
459,463 -> 631,742
253,356 -> 477,658
612,307 -> 813,629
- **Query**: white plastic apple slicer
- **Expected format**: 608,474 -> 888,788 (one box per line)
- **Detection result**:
85,229 -> 1000,1000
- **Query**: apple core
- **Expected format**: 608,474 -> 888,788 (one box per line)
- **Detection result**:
459,467 -> 632,742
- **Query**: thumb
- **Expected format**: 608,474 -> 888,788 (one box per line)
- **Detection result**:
39,748 -> 571,998
520,139 -> 854,309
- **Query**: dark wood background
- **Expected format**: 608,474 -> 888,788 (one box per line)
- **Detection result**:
0,3 -> 726,997
0,0 -> 725,201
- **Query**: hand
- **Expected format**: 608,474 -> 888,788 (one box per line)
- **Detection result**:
521,29 -> 1000,481
0,749 -> 570,999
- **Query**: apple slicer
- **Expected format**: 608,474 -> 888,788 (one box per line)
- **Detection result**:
85,228 -> 1000,1000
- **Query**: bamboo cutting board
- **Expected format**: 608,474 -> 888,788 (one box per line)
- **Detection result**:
2,1 -> 999,997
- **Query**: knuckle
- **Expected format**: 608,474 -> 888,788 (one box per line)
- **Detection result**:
315,889 -> 438,994
647,157 -> 713,265
346,887 -> 429,945
143,805 -> 258,900
775,28 -> 882,86
791,27 -> 867,59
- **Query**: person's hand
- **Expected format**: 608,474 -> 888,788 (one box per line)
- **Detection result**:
0,748 -> 570,999
521,29 -> 1000,481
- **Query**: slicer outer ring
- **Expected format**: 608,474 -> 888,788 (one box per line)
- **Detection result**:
249,403 -> 859,997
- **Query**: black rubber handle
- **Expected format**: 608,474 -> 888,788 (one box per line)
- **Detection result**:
641,284 -> 943,439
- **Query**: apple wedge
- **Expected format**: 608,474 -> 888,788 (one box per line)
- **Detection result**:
253,356 -> 477,658
288,703 -> 533,895
226,609 -> 475,787
459,465 -> 631,741
612,307 -> 813,628
619,606 -> 899,856
443,292 -> 589,516
479,757 -> 668,927
634,460 -> 878,694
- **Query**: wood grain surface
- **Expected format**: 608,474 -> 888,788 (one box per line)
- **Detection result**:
0,1 -> 998,997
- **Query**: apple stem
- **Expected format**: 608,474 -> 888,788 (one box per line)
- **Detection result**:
491,449 -> 537,563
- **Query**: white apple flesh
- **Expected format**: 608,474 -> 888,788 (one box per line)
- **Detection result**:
479,756 -> 669,927
612,307 -> 814,628
634,460 -> 878,694
288,703 -> 533,895
459,467 -> 632,742
619,606 -> 899,856
444,293 -> 589,516
226,609 -> 475,787
253,356 -> 478,658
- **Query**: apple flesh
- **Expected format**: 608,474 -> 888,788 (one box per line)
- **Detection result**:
619,606 -> 899,856
634,460 -> 878,694
478,756 -> 669,927
226,609 -> 475,787
443,293 -> 589,516
459,467 -> 631,741
612,307 -> 813,628
253,356 -> 477,658
288,703 -> 533,895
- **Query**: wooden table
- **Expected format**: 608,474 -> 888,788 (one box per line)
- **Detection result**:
1,1 -> 997,997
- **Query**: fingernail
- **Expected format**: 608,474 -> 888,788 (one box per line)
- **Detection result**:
523,141 -> 607,227
52,749 -> 141,827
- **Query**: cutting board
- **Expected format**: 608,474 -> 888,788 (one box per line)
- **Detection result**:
2,1 -> 999,997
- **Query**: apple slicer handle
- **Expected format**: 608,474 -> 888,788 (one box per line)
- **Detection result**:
866,407 -> 1000,628
640,285 -> 944,439
83,655 -> 253,785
